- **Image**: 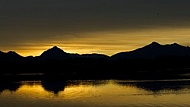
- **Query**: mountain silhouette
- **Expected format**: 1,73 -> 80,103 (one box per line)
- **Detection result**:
1,42 -> 190,79
111,42 -> 190,60
0,50 -> 23,61
38,46 -> 111,61
1,42 -> 190,61
39,46 -> 73,60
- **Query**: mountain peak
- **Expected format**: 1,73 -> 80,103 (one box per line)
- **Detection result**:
50,46 -> 63,51
43,46 -> 65,54
7,51 -> 17,54
52,46 -> 59,49
149,41 -> 161,46
40,46 -> 69,59
170,43 -> 181,46
7,51 -> 22,57
141,41 -> 162,49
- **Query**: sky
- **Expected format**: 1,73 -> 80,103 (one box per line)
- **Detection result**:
1,0 -> 190,56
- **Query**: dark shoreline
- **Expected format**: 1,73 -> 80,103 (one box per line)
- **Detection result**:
1,69 -> 190,82
2,58 -> 190,81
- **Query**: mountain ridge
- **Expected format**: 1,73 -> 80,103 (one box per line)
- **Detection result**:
111,42 -> 190,59
1,42 -> 190,59
1,41 -> 190,79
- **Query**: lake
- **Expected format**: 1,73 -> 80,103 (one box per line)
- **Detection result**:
0,79 -> 190,107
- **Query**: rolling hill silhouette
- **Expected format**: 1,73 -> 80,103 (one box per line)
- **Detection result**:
1,42 -> 190,79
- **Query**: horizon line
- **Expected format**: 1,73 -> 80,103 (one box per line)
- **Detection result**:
0,41 -> 188,57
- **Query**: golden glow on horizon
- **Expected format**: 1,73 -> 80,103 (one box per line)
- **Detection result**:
2,27 -> 190,57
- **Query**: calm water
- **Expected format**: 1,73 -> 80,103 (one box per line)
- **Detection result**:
1,79 -> 190,107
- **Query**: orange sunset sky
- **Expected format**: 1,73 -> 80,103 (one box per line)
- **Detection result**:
1,0 -> 190,56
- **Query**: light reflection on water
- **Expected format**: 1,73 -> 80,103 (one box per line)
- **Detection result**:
0,79 -> 190,107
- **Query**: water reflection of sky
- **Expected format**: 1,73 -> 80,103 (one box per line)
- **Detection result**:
0,80 -> 190,107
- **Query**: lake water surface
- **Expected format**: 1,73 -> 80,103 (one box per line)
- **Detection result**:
1,79 -> 190,107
